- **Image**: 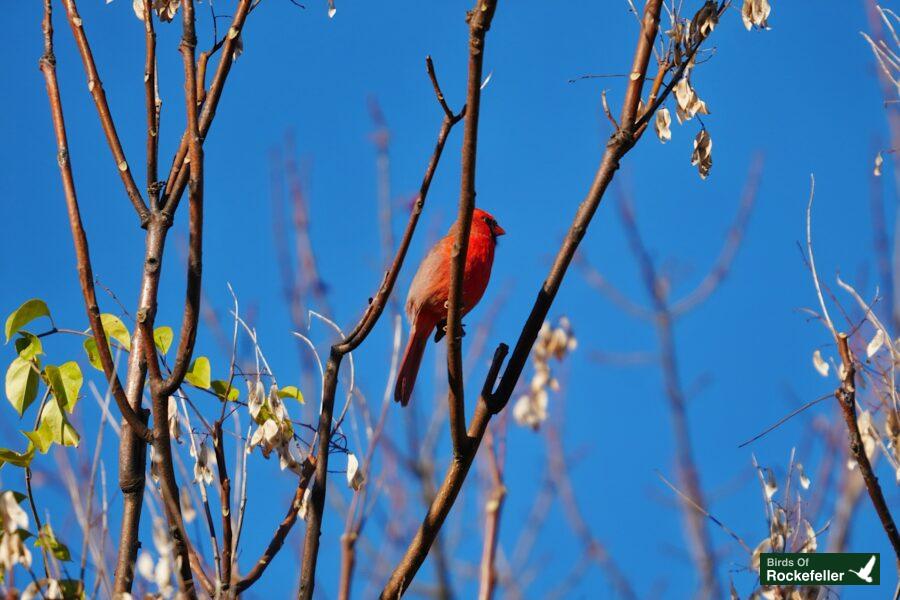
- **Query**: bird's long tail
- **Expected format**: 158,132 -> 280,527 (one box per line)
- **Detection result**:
394,325 -> 430,407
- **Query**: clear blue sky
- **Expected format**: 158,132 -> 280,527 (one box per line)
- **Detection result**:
1,1 -> 897,598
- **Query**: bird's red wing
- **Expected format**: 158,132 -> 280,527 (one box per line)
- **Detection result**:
405,237 -> 452,322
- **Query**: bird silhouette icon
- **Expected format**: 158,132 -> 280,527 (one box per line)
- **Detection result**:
848,555 -> 877,583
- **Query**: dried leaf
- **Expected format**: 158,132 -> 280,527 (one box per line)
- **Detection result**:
167,397 -> 181,443
655,107 -> 672,143
763,467 -> 777,500
298,485 -> 313,520
741,0 -> 771,31
154,0 -> 179,22
691,128 -> 713,179
867,329 -> 886,358
812,349 -> 829,377
801,519 -> 817,552
346,453 -> 365,491
180,488 -> 196,524
136,551 -> 155,581
751,537 -> 772,572
859,410 -> 877,461
0,492 -> 28,535
691,0 -> 719,42
673,78 -> 709,123
796,462 -> 810,490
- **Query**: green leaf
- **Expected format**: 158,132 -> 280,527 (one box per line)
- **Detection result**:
14,333 -> 42,361
35,524 -> 71,561
23,430 -> 51,454
45,363 -> 82,413
82,338 -> 101,371
277,385 -> 304,404
5,299 -> 50,343
100,314 -> 130,351
82,314 -> 132,371
154,326 -> 174,354
210,380 -> 239,401
184,356 -> 210,389
57,580 -> 85,599
15,528 -> 33,542
0,447 -> 34,468
5,357 -> 39,416
32,399 -> 79,452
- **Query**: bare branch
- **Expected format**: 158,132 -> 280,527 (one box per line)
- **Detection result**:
59,0 -> 150,225
236,459 -> 315,593
297,57 -> 465,599
446,0 -> 500,459
835,334 -> 900,563
142,0 -> 160,208
38,0 -> 152,444
616,193 -> 719,597
162,0 -> 254,215
477,422 -> 507,600
157,0 -> 206,398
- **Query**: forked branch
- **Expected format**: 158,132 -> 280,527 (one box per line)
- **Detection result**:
382,1 -> 737,596
296,56 -> 466,600
38,0 -> 152,445
60,0 -> 150,225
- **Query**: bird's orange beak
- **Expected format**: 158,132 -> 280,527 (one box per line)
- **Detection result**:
493,223 -> 506,236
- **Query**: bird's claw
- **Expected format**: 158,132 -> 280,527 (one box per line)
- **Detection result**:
433,320 -> 466,343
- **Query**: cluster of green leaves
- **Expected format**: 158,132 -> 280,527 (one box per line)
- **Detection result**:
4,299 -> 305,459
3,299 -> 80,468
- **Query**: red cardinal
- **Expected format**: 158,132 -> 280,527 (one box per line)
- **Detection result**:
394,208 -> 505,406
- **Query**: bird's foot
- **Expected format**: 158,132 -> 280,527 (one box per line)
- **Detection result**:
433,320 -> 466,343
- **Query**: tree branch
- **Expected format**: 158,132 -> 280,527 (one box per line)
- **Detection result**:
835,334 -> 900,565
161,0 -> 254,216
38,0 -> 152,445
131,3 -> 206,596
158,0 -> 205,398
142,0 -> 160,208
59,0 -> 150,226
296,58 -> 465,600
477,422 -> 506,600
381,2 -> 687,595
445,0 -> 499,457
236,458 -> 315,593
616,194 -> 719,598
213,422 -> 234,592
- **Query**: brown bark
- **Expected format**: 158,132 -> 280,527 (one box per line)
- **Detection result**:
296,58 -> 465,599
835,334 -> 900,566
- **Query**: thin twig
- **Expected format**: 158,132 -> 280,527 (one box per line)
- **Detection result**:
59,0 -> 150,225
297,56 -> 465,600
